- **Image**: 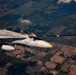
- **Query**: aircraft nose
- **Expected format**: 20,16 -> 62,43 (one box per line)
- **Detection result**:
48,44 -> 53,48
41,41 -> 53,48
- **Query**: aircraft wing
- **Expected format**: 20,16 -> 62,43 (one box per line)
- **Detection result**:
0,30 -> 28,38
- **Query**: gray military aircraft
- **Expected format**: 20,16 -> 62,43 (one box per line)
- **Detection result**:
0,26 -> 53,50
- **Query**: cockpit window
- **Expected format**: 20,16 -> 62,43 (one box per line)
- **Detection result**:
13,27 -> 21,33
21,30 -> 28,34
6,26 -> 22,33
6,27 -> 14,31
6,26 -> 28,34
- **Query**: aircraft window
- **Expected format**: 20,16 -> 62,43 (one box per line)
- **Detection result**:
33,37 -> 42,41
6,26 -> 28,34
6,27 -> 14,31
21,30 -> 28,34
13,27 -> 21,33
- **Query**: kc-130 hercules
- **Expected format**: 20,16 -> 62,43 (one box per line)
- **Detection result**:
0,26 -> 76,51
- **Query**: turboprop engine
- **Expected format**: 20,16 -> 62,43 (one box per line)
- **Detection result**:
1,45 -> 15,50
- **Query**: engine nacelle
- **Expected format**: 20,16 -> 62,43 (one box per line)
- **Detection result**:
1,45 -> 15,51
